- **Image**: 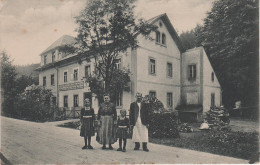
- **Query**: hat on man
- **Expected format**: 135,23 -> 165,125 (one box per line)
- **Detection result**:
136,92 -> 142,98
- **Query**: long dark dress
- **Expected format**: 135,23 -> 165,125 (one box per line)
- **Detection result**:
80,107 -> 95,137
96,102 -> 117,145
116,117 -> 129,139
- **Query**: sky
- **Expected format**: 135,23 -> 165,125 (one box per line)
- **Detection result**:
0,0 -> 215,65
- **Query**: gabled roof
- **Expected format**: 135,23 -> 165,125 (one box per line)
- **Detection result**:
40,35 -> 76,55
147,13 -> 185,52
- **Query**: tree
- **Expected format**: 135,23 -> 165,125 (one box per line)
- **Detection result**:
195,0 -> 259,107
179,29 -> 197,50
1,51 -> 18,116
88,68 -> 130,104
16,85 -> 56,122
16,75 -> 39,94
75,0 -> 156,97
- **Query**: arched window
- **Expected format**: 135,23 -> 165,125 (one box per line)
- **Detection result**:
156,31 -> 160,43
162,33 -> 166,45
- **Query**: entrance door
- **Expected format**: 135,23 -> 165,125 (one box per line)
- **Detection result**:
84,92 -> 92,107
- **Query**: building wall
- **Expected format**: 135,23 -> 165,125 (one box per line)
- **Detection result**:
202,48 -> 222,112
181,47 -> 202,105
38,68 -> 58,96
136,18 -> 181,109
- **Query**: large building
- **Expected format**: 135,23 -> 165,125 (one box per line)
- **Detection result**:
36,13 -> 222,117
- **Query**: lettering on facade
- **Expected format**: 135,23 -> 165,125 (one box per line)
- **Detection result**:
59,81 -> 84,91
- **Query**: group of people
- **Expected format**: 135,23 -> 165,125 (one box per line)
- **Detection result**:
80,92 -> 149,152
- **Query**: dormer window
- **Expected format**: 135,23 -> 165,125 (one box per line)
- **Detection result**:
52,52 -> 55,63
44,55 -> 47,65
73,68 -> 78,81
162,33 -> 166,45
156,31 -> 160,43
114,59 -> 121,70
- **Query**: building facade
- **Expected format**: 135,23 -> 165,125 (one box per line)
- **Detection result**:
36,14 -> 222,116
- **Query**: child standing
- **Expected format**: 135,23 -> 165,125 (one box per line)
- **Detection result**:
80,98 -> 95,149
116,109 -> 129,152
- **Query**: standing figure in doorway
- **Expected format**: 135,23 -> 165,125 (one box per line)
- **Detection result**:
130,92 -> 150,152
96,94 -> 117,150
80,98 -> 95,149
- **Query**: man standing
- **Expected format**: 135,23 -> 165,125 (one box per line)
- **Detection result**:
129,92 -> 149,152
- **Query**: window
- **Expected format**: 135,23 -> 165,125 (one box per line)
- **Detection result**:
114,59 -> 121,70
159,22 -> 163,27
51,74 -> 54,86
44,55 -> 47,65
116,91 -> 122,107
211,72 -> 214,82
167,62 -> 172,77
156,31 -> 160,43
64,72 -> 67,83
149,91 -> 156,97
43,76 -> 46,87
52,97 -> 56,106
149,58 -> 156,75
52,52 -> 55,63
64,95 -> 68,107
167,92 -> 173,107
162,33 -> 166,45
73,69 -> 78,81
188,64 -> 196,80
85,65 -> 91,78
211,93 -> 215,107
73,95 -> 79,107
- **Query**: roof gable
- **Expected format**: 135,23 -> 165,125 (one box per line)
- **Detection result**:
147,13 -> 184,52
40,35 -> 76,55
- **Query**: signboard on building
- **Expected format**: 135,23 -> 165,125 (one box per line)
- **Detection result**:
59,81 -> 84,91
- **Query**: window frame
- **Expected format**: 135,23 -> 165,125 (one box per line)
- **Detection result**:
149,57 -> 156,75
114,58 -> 121,70
43,55 -> 47,65
73,94 -> 79,107
51,74 -> 55,86
52,51 -> 55,63
162,33 -> 166,45
167,92 -> 173,108
156,31 -> 160,43
167,62 -> 173,78
211,72 -> 215,82
43,76 -> 46,87
63,95 -> 68,108
64,71 -> 68,83
149,90 -> 157,98
188,64 -> 196,81
85,65 -> 91,78
73,68 -> 79,81
115,90 -> 123,107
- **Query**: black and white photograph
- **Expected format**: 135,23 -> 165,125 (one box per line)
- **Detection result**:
0,0 -> 259,164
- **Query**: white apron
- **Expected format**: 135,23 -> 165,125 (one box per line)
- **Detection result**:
132,103 -> 148,143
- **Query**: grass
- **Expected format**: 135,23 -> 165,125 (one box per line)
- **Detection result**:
150,130 -> 259,160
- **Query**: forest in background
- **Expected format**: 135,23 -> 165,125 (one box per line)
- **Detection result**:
179,0 -> 258,108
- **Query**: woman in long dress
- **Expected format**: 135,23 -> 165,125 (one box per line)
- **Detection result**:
80,98 -> 95,149
96,94 -> 117,150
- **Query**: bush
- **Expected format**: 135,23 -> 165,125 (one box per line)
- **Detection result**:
15,85 -> 56,122
149,113 -> 179,138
